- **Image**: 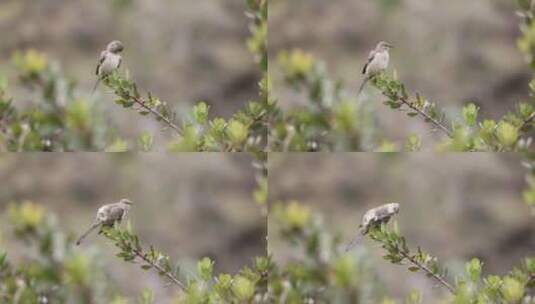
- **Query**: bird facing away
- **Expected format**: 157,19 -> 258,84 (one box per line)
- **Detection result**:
345,202 -> 400,251
92,40 -> 124,94
76,198 -> 133,246
357,41 -> 393,96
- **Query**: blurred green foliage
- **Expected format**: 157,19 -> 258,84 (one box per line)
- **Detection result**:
98,222 -> 271,303
3,1 -> 535,151
1,202 -> 270,304
1,201 -> 114,303
2,200 -> 534,303
102,0 -> 268,152
2,160 -> 535,303
0,0 -> 269,152
270,201 -> 535,303
1,50 -> 115,151
269,1 -> 535,152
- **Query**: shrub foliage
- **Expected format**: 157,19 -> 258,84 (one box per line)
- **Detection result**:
0,0 -> 268,152
268,0 -> 535,151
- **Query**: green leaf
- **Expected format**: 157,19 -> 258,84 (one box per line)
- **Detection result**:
465,258 -> 482,282
192,102 -> 209,125
137,132 -> 153,151
404,134 -> 421,152
226,120 -> 248,145
105,139 -> 129,152
462,103 -> 479,127
232,276 -> 255,301
496,121 -> 518,147
197,257 -> 214,281
501,276 -> 525,302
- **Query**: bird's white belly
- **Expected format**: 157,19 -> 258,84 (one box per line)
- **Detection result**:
100,54 -> 121,75
367,52 -> 389,75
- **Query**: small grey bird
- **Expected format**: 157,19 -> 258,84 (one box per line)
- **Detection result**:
357,41 -> 393,96
92,40 -> 124,94
76,198 -> 133,246
345,202 -> 400,251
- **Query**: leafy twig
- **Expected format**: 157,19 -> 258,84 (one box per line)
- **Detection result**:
103,73 -> 183,136
367,224 -> 456,295
130,247 -> 186,290
398,250 -> 455,294
129,93 -> 182,136
101,226 -> 186,291
372,74 -> 453,138
395,94 -> 452,138
519,111 -> 535,132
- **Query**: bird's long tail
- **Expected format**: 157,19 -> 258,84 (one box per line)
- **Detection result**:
76,222 -> 101,246
357,77 -> 369,97
345,233 -> 364,252
91,79 -> 100,95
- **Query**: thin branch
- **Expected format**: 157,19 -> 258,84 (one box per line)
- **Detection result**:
368,224 -> 456,295
103,226 -> 186,291
519,111 -> 535,132
129,94 -> 182,136
131,248 -> 186,291
399,251 -> 456,294
381,91 -> 453,138
512,112 -> 535,147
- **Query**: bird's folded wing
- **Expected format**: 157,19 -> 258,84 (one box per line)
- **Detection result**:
96,51 -> 107,75
362,49 -> 377,75
108,205 -> 125,221
374,206 -> 394,220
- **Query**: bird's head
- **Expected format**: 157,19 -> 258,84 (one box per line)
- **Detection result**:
107,40 -> 124,53
377,41 -> 394,51
387,202 -> 400,214
119,198 -> 133,206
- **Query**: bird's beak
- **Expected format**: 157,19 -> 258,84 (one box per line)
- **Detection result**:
386,44 -> 394,49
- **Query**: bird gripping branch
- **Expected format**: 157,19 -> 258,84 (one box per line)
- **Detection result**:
76,198 -> 133,246
345,202 -> 400,251
92,40 -> 124,94
357,41 -> 393,96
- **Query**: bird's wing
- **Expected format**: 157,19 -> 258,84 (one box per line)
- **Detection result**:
117,56 -> 122,70
95,51 -> 106,75
361,49 -> 376,75
108,205 -> 126,222
375,205 -> 394,221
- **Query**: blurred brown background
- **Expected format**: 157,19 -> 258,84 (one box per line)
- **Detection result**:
270,0 -> 530,146
268,153 -> 535,300
0,0 -> 259,139
0,153 -> 265,299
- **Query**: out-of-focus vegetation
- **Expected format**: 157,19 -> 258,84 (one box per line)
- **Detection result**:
1,51 -> 116,151
0,0 -> 267,151
268,201 -> 534,303
268,153 -> 535,303
5,0 -> 535,151
2,185 -> 533,303
268,0 -> 535,151
0,153 -> 266,303
0,202 -> 271,304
